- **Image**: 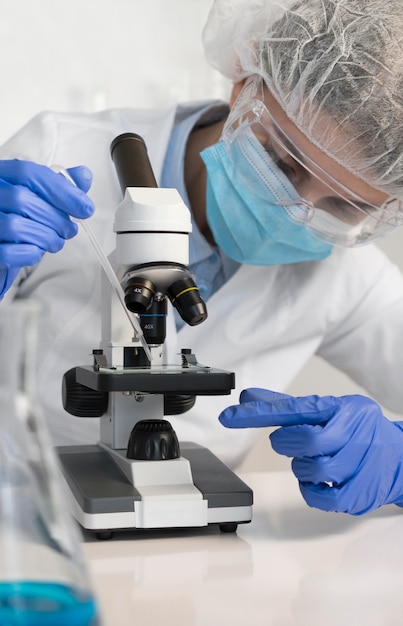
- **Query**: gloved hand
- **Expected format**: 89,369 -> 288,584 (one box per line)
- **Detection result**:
219,388 -> 403,515
0,159 -> 95,298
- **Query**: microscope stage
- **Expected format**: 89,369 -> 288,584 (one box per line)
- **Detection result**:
75,364 -> 235,395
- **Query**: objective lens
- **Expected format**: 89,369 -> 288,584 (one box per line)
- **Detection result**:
124,277 -> 155,313
167,276 -> 207,326
139,299 -> 167,345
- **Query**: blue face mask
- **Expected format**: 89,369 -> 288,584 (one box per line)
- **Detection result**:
200,135 -> 332,266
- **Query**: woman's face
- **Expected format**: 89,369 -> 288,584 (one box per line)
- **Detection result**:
223,77 -> 403,246
230,79 -> 391,223
263,89 -> 390,219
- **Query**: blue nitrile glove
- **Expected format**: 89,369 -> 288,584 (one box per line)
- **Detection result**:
219,388 -> 403,515
0,159 -> 94,298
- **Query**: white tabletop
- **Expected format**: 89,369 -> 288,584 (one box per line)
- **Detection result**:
83,471 -> 403,626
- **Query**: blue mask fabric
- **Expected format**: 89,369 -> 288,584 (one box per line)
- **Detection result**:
200,132 -> 332,265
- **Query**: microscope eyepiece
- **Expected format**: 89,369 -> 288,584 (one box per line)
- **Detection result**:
110,133 -> 158,192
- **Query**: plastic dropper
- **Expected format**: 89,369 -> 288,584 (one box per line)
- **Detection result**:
77,218 -> 152,362
53,166 -> 152,362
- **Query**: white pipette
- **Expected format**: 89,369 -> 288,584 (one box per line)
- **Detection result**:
53,166 -> 152,362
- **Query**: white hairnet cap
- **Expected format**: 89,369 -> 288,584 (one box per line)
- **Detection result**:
203,0 -> 403,200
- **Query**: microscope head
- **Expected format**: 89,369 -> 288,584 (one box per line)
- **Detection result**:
111,133 -> 207,328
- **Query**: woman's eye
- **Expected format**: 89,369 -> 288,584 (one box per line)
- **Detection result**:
277,159 -> 296,179
263,142 -> 294,176
273,154 -> 301,184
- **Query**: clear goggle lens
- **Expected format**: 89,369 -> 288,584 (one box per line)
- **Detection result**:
222,78 -> 403,247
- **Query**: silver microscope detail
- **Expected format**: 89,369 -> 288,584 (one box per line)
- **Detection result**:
58,133 -> 253,539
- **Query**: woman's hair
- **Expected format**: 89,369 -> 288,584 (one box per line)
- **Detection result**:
203,0 -> 403,197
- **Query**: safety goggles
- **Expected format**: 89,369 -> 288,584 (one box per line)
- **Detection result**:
222,76 -> 403,247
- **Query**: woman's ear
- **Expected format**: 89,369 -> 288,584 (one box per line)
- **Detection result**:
229,79 -> 247,108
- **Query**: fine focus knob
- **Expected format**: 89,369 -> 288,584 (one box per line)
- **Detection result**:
127,419 -> 180,460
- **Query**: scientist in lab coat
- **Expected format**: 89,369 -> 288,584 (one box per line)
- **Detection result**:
2,0 -> 403,516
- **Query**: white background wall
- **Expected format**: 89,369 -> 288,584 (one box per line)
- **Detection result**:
0,0 -> 229,144
2,0 -> 403,471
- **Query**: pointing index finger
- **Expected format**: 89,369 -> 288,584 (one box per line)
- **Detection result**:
219,394 -> 339,429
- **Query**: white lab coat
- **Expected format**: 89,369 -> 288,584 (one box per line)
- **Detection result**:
2,105 -> 403,468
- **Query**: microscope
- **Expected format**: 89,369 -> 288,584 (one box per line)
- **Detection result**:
58,133 -> 253,538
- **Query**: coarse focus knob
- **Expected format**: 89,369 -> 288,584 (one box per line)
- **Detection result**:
127,419 -> 180,460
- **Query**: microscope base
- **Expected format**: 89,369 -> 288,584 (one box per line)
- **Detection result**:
57,443 -> 253,537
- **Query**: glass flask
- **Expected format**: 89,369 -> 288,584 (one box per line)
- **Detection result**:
0,302 -> 102,626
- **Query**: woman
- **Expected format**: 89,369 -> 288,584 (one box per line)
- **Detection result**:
1,0 -> 403,514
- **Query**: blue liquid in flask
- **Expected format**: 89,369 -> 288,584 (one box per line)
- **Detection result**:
0,581 -> 100,626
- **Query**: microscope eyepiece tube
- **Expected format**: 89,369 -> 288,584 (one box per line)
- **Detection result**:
110,133 -> 158,193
